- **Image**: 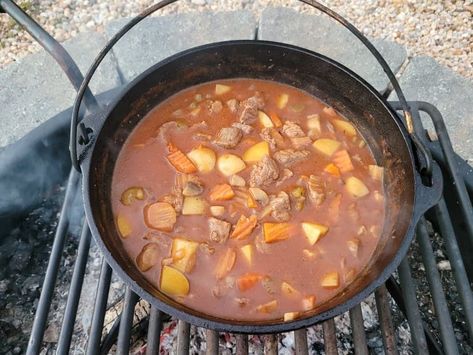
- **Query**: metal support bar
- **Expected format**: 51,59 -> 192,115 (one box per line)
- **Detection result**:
146,308 -> 164,355
263,334 -> 278,355
26,169 -> 79,354
206,329 -> 219,355
375,286 -> 399,355
434,199 -> 473,340
0,0 -> 98,112
177,321 -> 190,355
56,221 -> 90,354
396,260 -> 430,354
322,319 -> 338,355
117,289 -> 139,354
349,304 -> 368,355
86,261 -> 112,354
417,220 -> 459,355
236,334 -> 248,355
294,328 -> 308,355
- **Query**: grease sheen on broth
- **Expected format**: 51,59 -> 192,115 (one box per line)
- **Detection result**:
112,79 -> 385,322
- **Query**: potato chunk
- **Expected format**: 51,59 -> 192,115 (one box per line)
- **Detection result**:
240,244 -> 253,265
368,165 -> 384,181
210,205 -> 225,217
117,215 -> 132,238
284,312 -> 300,322
217,154 -> 246,176
187,146 -> 216,173
347,238 -> 360,257
332,119 -> 357,136
145,202 -> 176,232
258,110 -> 274,128
313,138 -> 341,157
182,197 -> 207,215
277,93 -> 289,109
281,281 -> 299,297
256,300 -> 278,314
243,141 -> 270,164
301,222 -> 329,245
321,272 -> 340,289
215,84 -> 231,95
215,248 -> 236,279
160,265 -> 190,296
120,187 -> 145,205
345,177 -> 370,198
171,238 -> 199,273
302,295 -> 316,311
263,223 -> 291,243
137,243 -> 160,272
249,187 -> 269,206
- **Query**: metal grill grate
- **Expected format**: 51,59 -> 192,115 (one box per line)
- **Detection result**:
1,1 -> 472,354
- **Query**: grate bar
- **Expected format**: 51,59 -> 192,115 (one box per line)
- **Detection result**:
26,169 -> 79,355
56,221 -> 91,354
349,304 -> 368,355
322,319 -> 338,355
263,334 -> 278,354
417,220 -> 459,355
375,286 -> 399,355
434,199 -> 473,340
235,334 -> 248,355
294,328 -> 308,354
100,315 -> 121,354
205,329 -> 219,354
146,307 -> 163,355
177,321 -> 191,355
117,289 -> 139,354
86,261 -> 112,354
397,259 -> 429,354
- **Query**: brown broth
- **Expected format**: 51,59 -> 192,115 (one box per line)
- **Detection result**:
111,79 -> 385,322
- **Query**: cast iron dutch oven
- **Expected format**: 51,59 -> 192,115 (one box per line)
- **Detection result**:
71,2 -> 442,333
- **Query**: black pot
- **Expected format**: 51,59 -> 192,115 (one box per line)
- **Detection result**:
78,40 -> 442,333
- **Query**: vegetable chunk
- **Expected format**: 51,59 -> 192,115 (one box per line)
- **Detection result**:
160,266 -> 190,296
263,223 -> 291,243
332,119 -> 357,136
321,272 -> 340,289
277,93 -> 289,109
167,147 -> 197,173
301,222 -> 329,245
345,177 -> 370,198
231,215 -> 257,240
187,146 -> 216,173
215,248 -> 236,279
243,141 -> 270,164
313,138 -> 341,157
256,300 -> 278,314
182,197 -> 207,215
171,238 -> 199,273
237,272 -> 263,291
137,243 -> 160,271
117,215 -> 132,238
240,244 -> 253,265
210,183 -> 235,201
145,202 -> 176,232
121,187 -> 145,205
258,110 -> 274,128
215,84 -> 231,95
217,154 -> 246,176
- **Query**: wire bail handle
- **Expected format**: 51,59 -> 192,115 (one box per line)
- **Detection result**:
70,0 -> 433,184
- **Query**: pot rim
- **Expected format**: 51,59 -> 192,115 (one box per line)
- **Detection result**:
80,39 -> 422,333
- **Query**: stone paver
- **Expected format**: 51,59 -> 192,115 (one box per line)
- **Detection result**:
105,11 -> 256,83
388,56 -> 473,163
258,7 -> 407,94
0,32 -> 121,148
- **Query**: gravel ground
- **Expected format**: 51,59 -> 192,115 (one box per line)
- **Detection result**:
0,0 -> 472,79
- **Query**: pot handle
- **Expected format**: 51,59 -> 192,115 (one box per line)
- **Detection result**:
70,0 -> 433,185
413,161 -> 443,222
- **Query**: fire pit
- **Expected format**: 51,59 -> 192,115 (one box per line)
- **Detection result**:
1,0 -> 472,354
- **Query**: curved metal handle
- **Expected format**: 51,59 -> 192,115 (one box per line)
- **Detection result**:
70,0 -> 433,184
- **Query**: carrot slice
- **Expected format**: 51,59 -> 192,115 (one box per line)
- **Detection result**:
215,248 -> 236,279
324,163 -> 341,177
333,149 -> 354,173
270,112 -> 283,127
167,149 -> 197,173
263,223 -> 291,243
230,215 -> 257,240
237,272 -> 263,291
210,183 -> 235,201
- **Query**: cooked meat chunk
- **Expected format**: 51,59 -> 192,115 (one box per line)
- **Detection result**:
259,128 -> 277,150
290,136 -> 312,149
274,149 -> 310,167
214,127 -> 243,149
232,122 -> 253,134
226,99 -> 239,113
282,121 -> 305,138
158,121 -> 181,142
160,174 -> 184,213
307,175 -> 326,206
239,92 -> 265,124
209,100 -> 223,114
276,168 -> 294,186
249,156 -> 279,187
208,217 -> 231,243
269,191 -> 291,222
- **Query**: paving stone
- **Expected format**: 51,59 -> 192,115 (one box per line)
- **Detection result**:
388,56 -> 473,163
0,32 -> 121,148
105,11 -> 256,83
258,7 -> 407,94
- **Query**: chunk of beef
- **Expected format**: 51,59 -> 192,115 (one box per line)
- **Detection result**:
260,128 -> 286,150
249,156 -> 279,187
232,122 -> 253,134
209,100 -> 223,114
226,99 -> 239,113
307,175 -> 325,206
282,121 -> 305,138
158,121 -> 180,142
238,92 -> 265,124
276,168 -> 294,186
214,127 -> 242,149
269,191 -> 291,222
208,217 -> 231,244
273,149 -> 310,167
290,136 -> 312,149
